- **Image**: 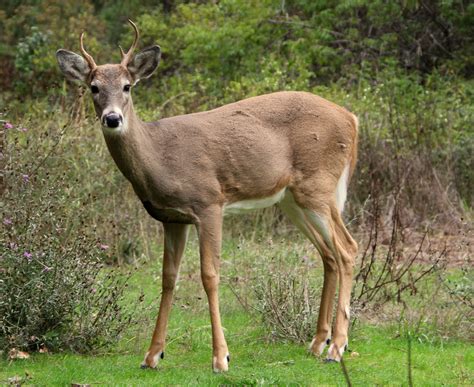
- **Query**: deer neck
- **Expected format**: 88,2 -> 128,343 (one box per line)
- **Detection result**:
101,101 -> 150,196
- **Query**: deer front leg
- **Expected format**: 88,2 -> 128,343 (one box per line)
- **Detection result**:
141,223 -> 189,369
196,205 -> 229,373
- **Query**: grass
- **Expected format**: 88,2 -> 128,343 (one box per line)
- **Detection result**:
1,311 -> 472,385
2,303 -> 473,386
1,236 -> 473,386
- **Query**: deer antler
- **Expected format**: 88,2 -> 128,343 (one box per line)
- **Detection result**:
80,32 -> 97,70
120,19 -> 139,66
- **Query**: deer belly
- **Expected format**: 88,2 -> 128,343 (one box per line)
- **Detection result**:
224,188 -> 286,215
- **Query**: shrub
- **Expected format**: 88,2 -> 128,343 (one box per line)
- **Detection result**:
250,246 -> 321,343
253,265 -> 319,344
0,114 -> 147,353
0,238 -> 137,353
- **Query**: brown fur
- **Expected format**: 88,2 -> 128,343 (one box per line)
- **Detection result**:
92,68 -> 358,222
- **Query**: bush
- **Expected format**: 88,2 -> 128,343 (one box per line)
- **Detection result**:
0,113 -> 147,353
253,265 -> 319,344
250,245 -> 321,343
0,236 -> 137,353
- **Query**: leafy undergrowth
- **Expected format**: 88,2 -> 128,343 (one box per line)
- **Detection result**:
1,237 -> 472,385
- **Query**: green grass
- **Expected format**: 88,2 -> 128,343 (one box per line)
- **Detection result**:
2,237 -> 473,385
1,311 -> 472,385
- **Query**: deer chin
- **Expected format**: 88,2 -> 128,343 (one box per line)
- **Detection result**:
102,125 -> 125,136
101,121 -> 127,135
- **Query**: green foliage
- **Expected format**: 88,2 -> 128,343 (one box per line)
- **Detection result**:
14,27 -> 54,95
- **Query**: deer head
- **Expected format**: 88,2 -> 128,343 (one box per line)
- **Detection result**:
56,20 -> 161,133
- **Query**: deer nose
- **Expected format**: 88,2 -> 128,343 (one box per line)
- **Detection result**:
104,113 -> 122,128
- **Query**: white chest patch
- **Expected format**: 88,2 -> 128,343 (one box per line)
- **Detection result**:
224,188 -> 286,215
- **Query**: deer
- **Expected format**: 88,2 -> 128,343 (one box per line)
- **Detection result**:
56,20 -> 359,372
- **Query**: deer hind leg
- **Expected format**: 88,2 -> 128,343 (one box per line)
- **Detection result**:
279,191 -> 358,361
326,206 -> 358,361
142,223 -> 189,369
196,205 -> 229,373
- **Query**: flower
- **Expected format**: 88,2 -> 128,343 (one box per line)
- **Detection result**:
4,122 -> 13,129
42,266 -> 52,273
99,244 -> 109,251
22,174 -> 30,183
3,218 -> 12,226
23,251 -> 33,260
19,127 -> 28,132
9,242 -> 18,250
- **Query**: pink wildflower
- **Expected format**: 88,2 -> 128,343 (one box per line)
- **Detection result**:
99,244 -> 109,251
22,174 -> 30,183
3,218 -> 12,226
4,122 -> 13,129
23,251 -> 33,260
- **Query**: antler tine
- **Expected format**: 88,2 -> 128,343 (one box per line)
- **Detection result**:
80,32 -> 97,70
120,19 -> 140,66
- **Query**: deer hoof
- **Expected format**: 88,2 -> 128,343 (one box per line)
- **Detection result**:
309,337 -> 331,356
326,342 -> 347,362
141,350 -> 164,369
212,353 -> 230,373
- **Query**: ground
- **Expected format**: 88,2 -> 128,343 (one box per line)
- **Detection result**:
1,236 -> 473,385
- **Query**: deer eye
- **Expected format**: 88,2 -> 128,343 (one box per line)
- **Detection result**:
123,84 -> 131,92
90,85 -> 99,94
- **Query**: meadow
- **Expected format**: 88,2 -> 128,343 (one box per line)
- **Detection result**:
2,238 -> 473,385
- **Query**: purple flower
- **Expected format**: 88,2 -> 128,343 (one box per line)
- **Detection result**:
4,122 -> 13,130
23,251 -> 33,260
99,244 -> 109,251
22,174 -> 30,183
19,127 -> 28,132
42,266 -> 51,273
3,218 -> 12,226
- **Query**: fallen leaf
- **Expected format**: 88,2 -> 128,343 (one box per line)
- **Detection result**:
8,375 -> 23,384
8,348 -> 30,360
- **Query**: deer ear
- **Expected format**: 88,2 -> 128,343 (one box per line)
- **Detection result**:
127,45 -> 161,83
56,49 -> 90,82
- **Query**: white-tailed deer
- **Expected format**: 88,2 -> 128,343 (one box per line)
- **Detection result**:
56,20 -> 359,372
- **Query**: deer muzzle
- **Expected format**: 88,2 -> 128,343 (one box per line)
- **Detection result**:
103,112 -> 123,129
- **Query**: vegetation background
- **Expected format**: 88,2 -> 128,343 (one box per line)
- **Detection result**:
0,0 -> 472,385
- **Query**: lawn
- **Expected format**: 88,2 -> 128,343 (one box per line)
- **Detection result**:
1,237 -> 473,385
1,318 -> 472,385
